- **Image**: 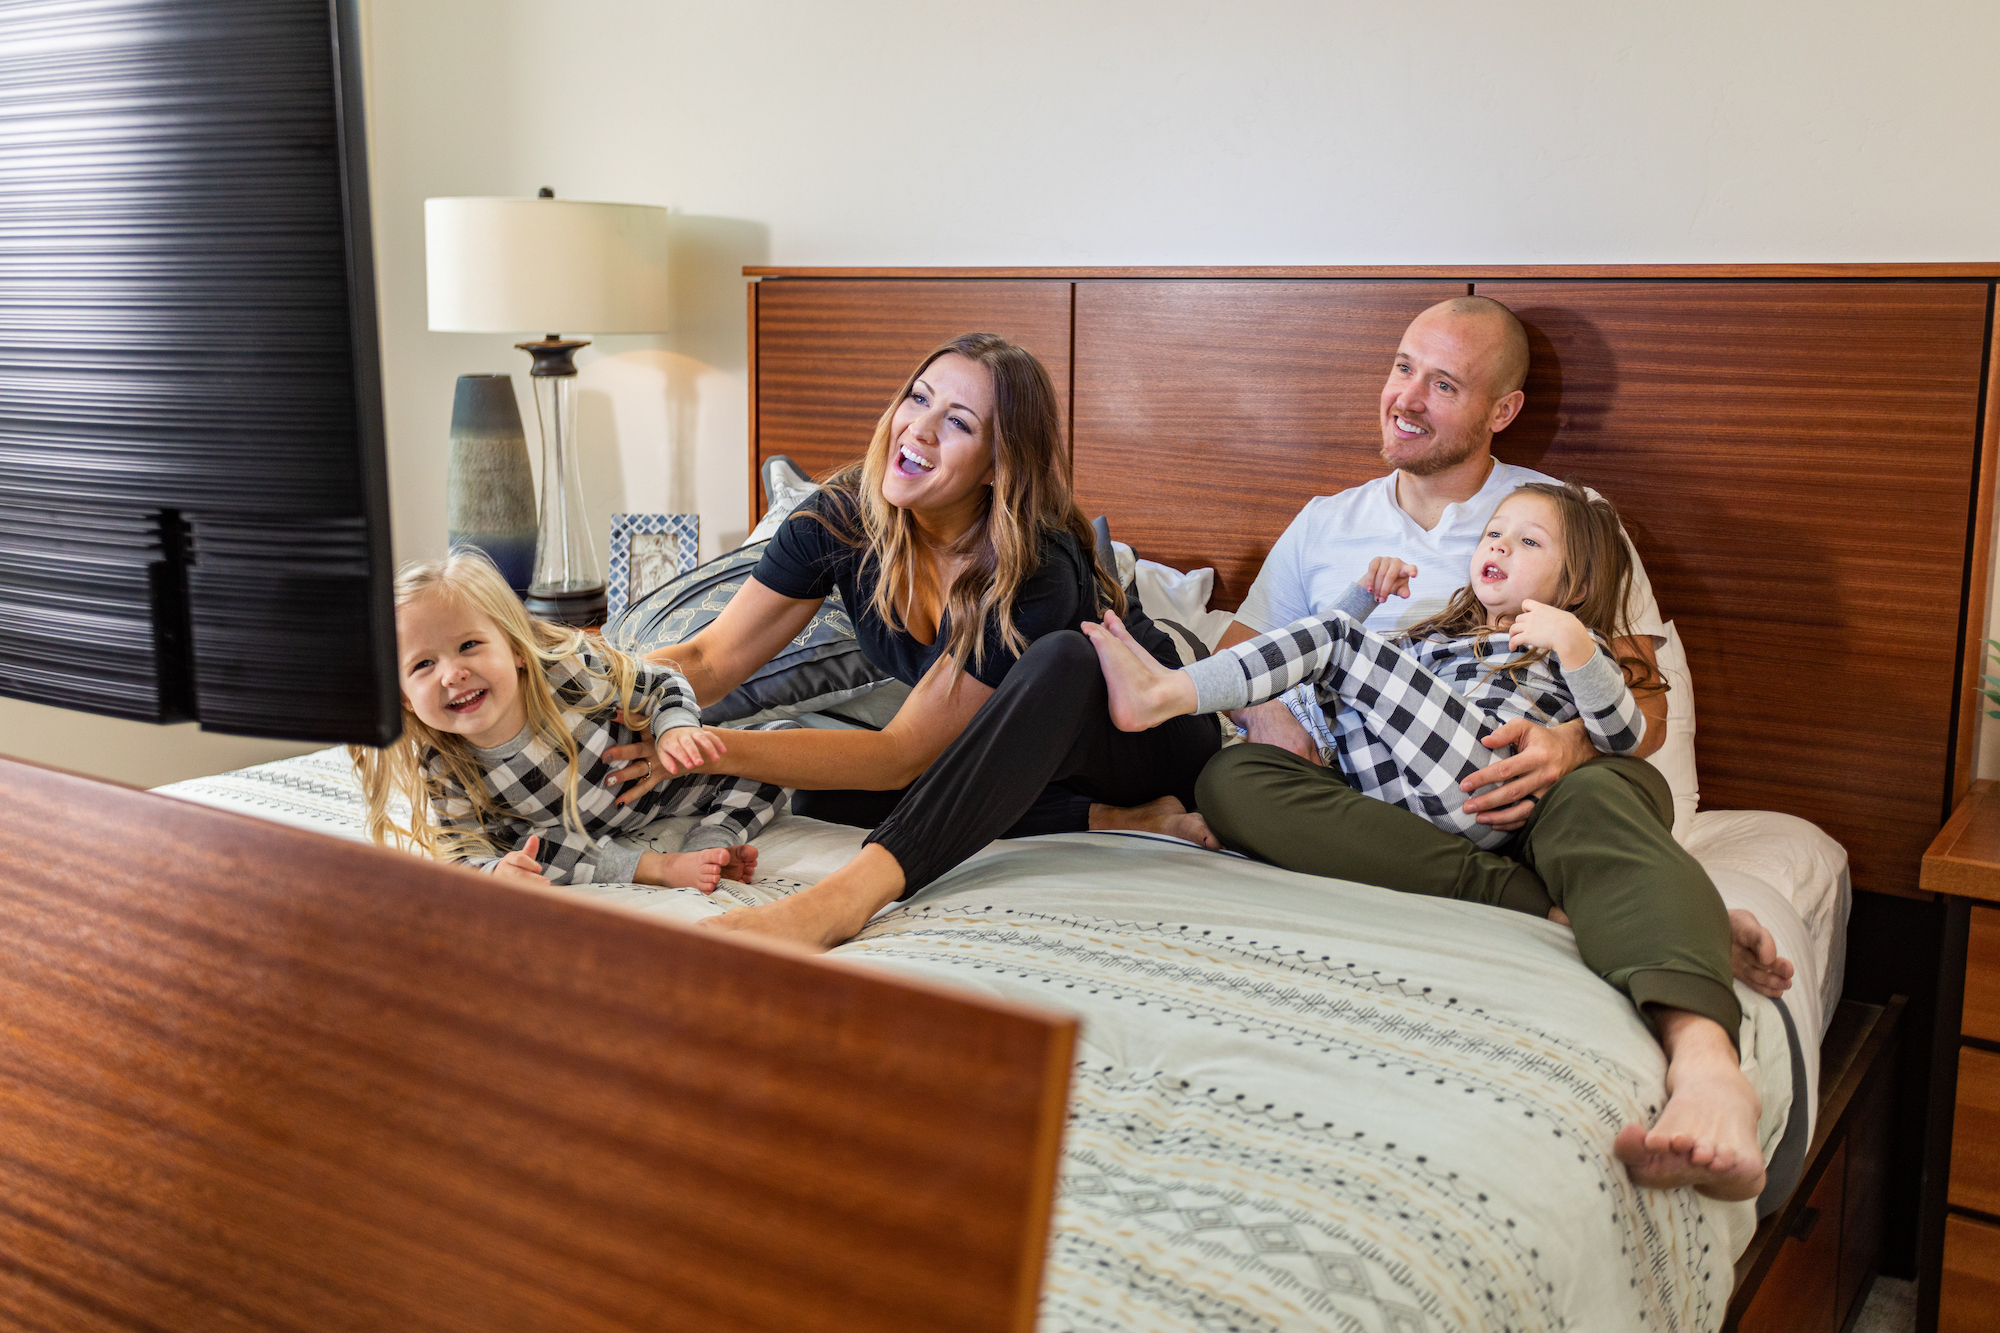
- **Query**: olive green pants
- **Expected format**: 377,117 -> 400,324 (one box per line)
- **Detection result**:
1195,745 -> 1741,1040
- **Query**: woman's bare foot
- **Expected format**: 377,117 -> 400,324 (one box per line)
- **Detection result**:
722,844 -> 759,883
1613,1009 -> 1766,1201
1090,794 -> 1223,850
698,844 -> 906,951
1079,611 -> 1198,731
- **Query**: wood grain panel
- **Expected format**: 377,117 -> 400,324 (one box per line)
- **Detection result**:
749,265 -> 2000,280
1968,903 -> 2000,1042
1069,280 -> 1466,608
1955,323 -> 2000,803
753,279 -> 1073,524
1739,1141 -> 1842,1333
1940,1213 -> 2000,1333
1478,281 -> 1990,898
1925,780 -> 2000,902
1950,1047 -> 2000,1216
0,757 -> 1074,1333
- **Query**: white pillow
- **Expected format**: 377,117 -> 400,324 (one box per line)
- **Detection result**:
1110,540 -> 1236,647
1643,620 -> 1699,841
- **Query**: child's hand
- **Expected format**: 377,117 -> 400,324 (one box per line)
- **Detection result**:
494,835 -> 549,885
656,725 -> 727,777
1508,600 -> 1595,667
1363,557 -> 1418,603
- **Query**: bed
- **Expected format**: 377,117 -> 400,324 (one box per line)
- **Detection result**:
7,263 -> 1991,1332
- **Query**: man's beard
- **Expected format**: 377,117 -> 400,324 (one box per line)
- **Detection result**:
1381,428 -> 1482,477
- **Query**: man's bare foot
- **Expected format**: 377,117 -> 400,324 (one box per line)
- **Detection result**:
1079,611 -> 1198,731
653,848 -> 734,892
1090,794 -> 1223,850
1613,1009 -> 1765,1201
697,844 -> 905,951
1729,909 -> 1794,998
722,844 -> 759,883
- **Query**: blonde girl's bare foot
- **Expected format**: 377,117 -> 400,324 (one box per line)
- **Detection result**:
658,848 -> 732,892
1613,1009 -> 1766,1201
1079,612 -> 1197,731
697,844 -> 905,951
722,844 -> 759,883
1091,795 -> 1223,850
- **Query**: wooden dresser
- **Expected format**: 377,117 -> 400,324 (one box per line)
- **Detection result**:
1921,779 -> 2000,1329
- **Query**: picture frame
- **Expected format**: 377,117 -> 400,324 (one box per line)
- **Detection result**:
606,513 -> 700,622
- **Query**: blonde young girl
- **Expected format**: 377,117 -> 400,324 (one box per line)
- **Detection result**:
352,550 -> 787,892
1082,481 -> 1661,851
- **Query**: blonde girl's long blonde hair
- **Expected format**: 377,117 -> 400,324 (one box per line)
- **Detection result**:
1400,481 -> 1665,697
349,548 -> 647,861
807,332 -> 1124,673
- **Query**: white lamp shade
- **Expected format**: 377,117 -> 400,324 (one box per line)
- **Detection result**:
424,197 -> 671,334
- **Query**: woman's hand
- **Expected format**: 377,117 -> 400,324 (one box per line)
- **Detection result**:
1507,599 -> 1595,669
656,725 -> 727,777
604,712 -> 661,806
494,835 -> 549,886
1363,557 -> 1418,603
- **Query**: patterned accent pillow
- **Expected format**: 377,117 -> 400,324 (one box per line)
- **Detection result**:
605,540 -> 896,726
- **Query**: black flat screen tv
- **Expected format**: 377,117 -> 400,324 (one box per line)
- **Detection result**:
0,0 -> 398,745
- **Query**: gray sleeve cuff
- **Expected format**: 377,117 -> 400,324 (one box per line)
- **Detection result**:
1563,647 -> 1629,715
681,826 -> 736,853
1186,653 -> 1252,715
651,706 -> 702,735
1332,582 -> 1379,622
594,837 -> 646,884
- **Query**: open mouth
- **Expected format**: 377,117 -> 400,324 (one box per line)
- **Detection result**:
1391,413 -> 1430,438
447,687 -> 488,713
895,442 -> 936,477
1481,563 -> 1505,582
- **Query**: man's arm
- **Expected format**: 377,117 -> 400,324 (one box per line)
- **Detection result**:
1214,620 -> 1322,763
1461,633 -> 1667,830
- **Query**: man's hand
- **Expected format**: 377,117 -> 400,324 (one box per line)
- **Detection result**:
1730,909 -> 1796,998
1234,698 -> 1321,764
1461,717 -> 1596,829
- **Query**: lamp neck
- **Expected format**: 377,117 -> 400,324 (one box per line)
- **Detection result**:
514,336 -> 590,377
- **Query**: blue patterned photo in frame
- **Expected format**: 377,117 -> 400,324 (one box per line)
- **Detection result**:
607,513 -> 699,621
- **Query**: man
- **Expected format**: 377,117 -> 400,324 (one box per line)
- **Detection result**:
1197,296 -> 1787,1201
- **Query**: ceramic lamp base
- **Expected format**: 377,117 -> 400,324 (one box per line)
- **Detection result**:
525,584 -> 607,627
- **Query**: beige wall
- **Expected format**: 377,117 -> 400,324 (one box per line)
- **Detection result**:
7,0 -> 2000,787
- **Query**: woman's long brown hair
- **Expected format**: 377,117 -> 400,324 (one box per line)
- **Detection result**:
807,332 -> 1123,673
1400,481 -> 1665,696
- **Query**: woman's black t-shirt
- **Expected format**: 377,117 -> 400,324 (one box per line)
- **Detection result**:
753,489 -> 1166,690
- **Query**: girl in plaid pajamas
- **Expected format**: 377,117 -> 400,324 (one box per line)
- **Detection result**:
1083,482 -> 1658,852
352,550 -> 788,891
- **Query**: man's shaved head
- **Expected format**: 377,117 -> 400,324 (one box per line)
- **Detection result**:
1426,296 -> 1530,397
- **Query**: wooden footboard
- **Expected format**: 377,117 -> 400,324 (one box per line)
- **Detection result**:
0,758 -> 1076,1333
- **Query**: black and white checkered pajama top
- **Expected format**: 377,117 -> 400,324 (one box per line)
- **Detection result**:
427,647 -> 788,884
1190,583 -> 1646,849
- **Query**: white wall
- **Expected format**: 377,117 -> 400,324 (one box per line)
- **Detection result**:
9,0 -> 1999,787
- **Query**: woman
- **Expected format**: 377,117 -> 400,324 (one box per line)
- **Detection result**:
611,332 -> 1221,948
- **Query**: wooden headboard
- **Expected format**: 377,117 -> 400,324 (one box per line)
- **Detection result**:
746,264 -> 2000,900
0,758 -> 1074,1333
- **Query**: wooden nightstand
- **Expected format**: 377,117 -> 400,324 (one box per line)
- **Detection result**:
1921,778 -> 2000,1330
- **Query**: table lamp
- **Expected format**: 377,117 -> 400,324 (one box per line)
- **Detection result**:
425,190 -> 671,625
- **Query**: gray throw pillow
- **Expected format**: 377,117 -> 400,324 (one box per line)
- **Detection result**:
606,539 -> 897,726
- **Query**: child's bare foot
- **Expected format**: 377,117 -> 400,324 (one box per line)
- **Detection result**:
1613,1009 -> 1765,1201
698,844 -> 905,951
722,844 -> 759,883
654,847 -> 733,892
1090,794 -> 1223,850
1079,611 -> 1198,731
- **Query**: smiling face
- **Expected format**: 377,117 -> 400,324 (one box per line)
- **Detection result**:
880,351 -> 997,524
1379,305 -> 1526,477
397,589 -> 528,748
1468,490 -> 1569,621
